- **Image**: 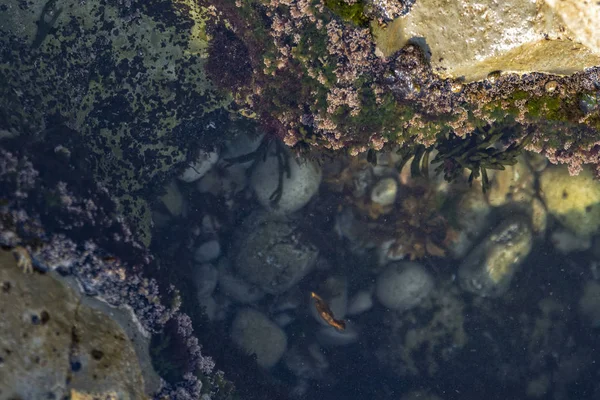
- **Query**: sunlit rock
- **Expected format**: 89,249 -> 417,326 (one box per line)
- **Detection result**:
251,143 -> 322,215
374,0 -> 600,81
540,166 -> 600,237
0,250 -> 148,399
458,216 -> 532,297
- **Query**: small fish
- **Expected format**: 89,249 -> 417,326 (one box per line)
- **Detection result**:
311,292 -> 346,331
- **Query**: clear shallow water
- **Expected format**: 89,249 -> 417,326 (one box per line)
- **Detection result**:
150,137 -> 600,400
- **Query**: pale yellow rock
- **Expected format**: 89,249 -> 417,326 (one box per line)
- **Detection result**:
545,0 -> 600,54
0,250 -> 148,400
374,0 -> 600,81
539,166 -> 600,236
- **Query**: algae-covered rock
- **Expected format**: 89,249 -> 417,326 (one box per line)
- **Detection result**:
539,166 -> 600,236
375,0 -> 600,81
0,0 -> 231,245
233,214 -> 319,294
0,249 -> 148,399
458,216 -> 532,297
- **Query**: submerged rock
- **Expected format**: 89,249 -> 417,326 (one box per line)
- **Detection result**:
540,166 -> 600,237
233,214 -> 319,294
0,249 -> 148,399
375,262 -> 434,311
251,143 -> 322,215
231,308 -> 287,368
458,216 -> 533,297
179,149 -> 219,183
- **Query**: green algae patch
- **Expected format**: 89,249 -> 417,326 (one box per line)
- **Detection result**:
324,0 -> 370,28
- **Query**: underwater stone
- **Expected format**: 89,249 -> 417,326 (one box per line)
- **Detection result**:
347,289 -> 374,316
458,216 -> 532,297
375,262 -> 434,311
540,166 -> 600,237
194,240 -> 221,263
231,308 -> 287,368
251,144 -> 322,215
370,177 -> 398,207
193,263 -> 219,299
233,214 -> 319,294
217,258 -> 265,304
315,323 -> 359,347
179,149 -> 219,183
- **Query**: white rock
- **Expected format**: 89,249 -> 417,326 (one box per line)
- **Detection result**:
273,313 -> 295,328
194,240 -> 221,263
347,290 -> 374,316
231,308 -> 288,368
251,143 -> 322,215
376,262 -> 434,310
370,177 -> 398,206
179,150 -> 219,183
193,263 -> 218,299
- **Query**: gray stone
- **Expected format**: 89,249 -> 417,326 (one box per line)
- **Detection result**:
194,263 -> 219,299
233,214 -> 318,294
179,149 -> 219,183
376,262 -> 434,310
194,240 -> 221,263
231,308 -> 287,368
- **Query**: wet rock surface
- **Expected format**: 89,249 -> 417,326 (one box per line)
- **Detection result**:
231,308 -> 288,368
0,249 -> 149,399
232,214 -> 319,294
458,215 -> 533,297
378,0 -> 600,81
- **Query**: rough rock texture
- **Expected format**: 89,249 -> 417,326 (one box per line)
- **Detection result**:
0,0 -> 230,245
376,0 -> 600,81
458,216 -> 533,297
540,165 -> 600,236
546,0 -> 600,55
233,214 -> 319,294
0,249 -> 147,399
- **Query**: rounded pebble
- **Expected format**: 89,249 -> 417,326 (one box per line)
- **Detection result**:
376,262 -> 434,310
194,240 -> 221,263
370,177 -> 398,206
251,143 -> 322,215
231,309 -> 287,368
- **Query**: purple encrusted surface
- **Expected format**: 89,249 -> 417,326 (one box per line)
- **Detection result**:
0,148 -> 214,399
